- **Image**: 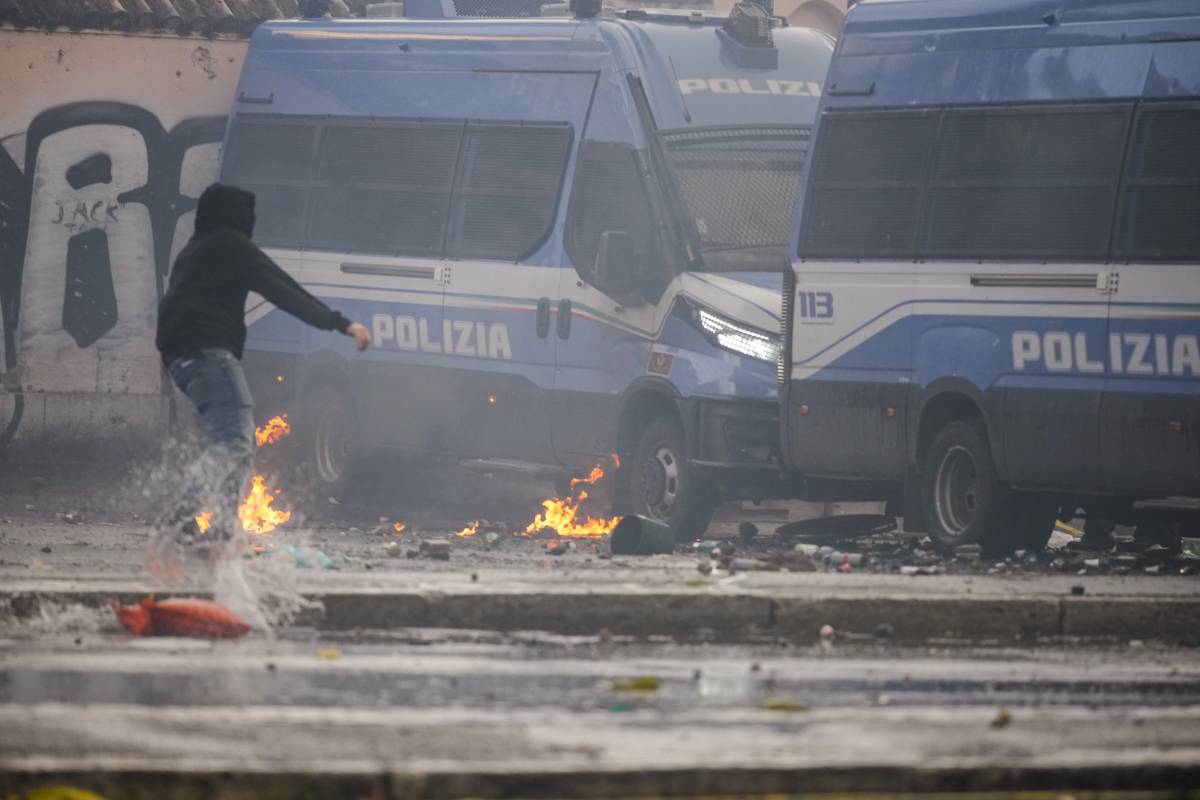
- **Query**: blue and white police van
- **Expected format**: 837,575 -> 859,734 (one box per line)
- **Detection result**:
225,0 -> 833,537
783,0 -> 1200,552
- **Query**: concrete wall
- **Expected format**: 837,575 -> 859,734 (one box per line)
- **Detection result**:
0,30 -> 245,459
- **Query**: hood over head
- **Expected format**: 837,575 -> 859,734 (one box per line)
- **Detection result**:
194,183 -> 256,237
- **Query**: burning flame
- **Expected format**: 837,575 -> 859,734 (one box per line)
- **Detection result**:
457,520 -> 481,538
194,511 -> 213,534
524,458 -> 620,539
523,491 -> 619,539
255,414 -> 291,447
570,464 -> 605,490
393,522 -> 407,534
238,474 -> 292,533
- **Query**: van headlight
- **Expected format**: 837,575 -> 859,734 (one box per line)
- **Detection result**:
685,301 -> 781,364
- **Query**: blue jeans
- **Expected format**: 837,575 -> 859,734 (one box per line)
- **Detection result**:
165,348 -> 255,538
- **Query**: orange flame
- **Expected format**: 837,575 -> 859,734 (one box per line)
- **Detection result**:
393,522 -> 407,534
456,520 -> 481,538
523,491 -> 619,539
524,460 -> 620,539
569,464 -> 605,489
255,414 -> 291,447
237,474 -> 292,533
194,511 -> 213,534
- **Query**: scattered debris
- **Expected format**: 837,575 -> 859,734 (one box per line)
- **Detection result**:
900,565 -> 943,576
419,539 -> 452,561
61,511 -> 86,525
729,557 -> 778,572
610,515 -> 675,556
316,648 -> 342,660
545,541 -> 569,556
777,514 -> 897,543
759,697 -> 808,712
384,541 -> 404,558
1071,584 -> 1086,596
697,560 -> 713,575
990,707 -> 1013,729
40,545 -> 52,554
954,543 -> 982,561
612,676 -> 660,693
114,596 -> 251,639
285,544 -> 334,570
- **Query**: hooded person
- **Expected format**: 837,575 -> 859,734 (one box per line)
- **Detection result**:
150,183 -> 371,580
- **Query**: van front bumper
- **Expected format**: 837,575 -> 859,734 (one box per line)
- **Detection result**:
681,394 -> 798,499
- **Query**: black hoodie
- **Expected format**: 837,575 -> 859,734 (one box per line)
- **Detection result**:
156,183 -> 351,364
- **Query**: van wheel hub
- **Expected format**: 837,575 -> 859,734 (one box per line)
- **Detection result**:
640,444 -> 680,519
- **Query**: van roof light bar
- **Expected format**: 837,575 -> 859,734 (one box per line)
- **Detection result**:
725,2 -> 772,46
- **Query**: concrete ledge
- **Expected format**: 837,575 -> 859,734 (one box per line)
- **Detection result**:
2,763 -> 1198,799
3,578 -> 1197,646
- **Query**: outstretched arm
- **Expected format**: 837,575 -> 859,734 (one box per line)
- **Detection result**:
239,235 -> 371,350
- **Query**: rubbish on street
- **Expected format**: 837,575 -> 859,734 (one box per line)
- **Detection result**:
61,511 -> 86,525
545,541 -> 568,556
285,544 -> 334,570
114,596 -> 251,638
776,514 -> 897,543
384,541 -> 403,558
759,697 -> 808,712
900,565 -> 943,576
419,539 -> 452,560
954,544 -> 982,560
612,676 -> 660,693
316,648 -> 342,660
483,531 -> 502,547
990,707 -> 1013,728
729,557 -> 779,572
610,515 -> 675,556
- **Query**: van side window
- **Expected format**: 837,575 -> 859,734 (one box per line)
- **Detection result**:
309,122 -> 464,256
564,141 -> 654,280
447,123 -> 572,261
798,111 -> 937,258
222,119 -> 317,245
925,105 -> 1129,260
1116,103 -> 1200,262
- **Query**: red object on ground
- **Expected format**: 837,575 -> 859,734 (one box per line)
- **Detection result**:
114,596 -> 251,638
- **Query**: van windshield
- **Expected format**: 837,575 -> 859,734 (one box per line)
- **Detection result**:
661,125 -> 810,272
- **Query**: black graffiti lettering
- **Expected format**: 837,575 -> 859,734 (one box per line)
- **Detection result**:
65,152 -> 112,190
0,101 -> 227,446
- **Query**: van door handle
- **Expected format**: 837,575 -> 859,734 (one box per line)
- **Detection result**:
536,297 -> 551,338
969,273 -> 1099,289
557,299 -> 572,339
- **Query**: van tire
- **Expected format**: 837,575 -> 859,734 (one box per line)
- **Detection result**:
297,384 -> 361,500
921,420 -> 1005,553
623,415 -> 716,543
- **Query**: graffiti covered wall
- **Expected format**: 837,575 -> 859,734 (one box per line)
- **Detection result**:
0,30 -> 245,457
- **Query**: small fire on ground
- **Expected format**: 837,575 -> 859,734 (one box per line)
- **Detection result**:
194,415 -> 293,535
255,414 -> 291,447
458,454 -> 620,539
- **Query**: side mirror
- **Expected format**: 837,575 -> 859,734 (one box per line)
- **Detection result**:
594,230 -> 636,295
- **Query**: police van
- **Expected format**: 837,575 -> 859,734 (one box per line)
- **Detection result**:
783,0 -> 1200,552
225,1 -> 833,537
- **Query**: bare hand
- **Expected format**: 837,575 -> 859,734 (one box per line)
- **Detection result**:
345,322 -> 372,351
